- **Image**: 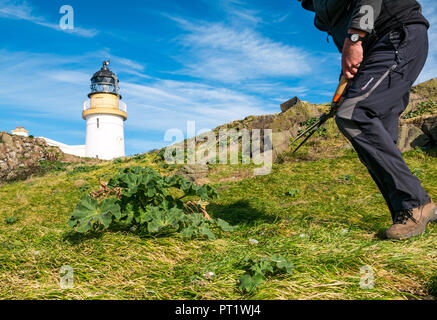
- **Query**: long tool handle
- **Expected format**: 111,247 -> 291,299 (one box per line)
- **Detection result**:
292,124 -> 320,153
290,119 -> 322,145
292,115 -> 330,153
332,75 -> 349,104
292,75 -> 349,153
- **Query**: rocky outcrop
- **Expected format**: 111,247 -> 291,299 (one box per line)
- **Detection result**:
280,97 -> 301,113
401,93 -> 427,117
163,79 -> 437,165
422,116 -> 437,142
0,132 -> 62,182
166,100 -> 323,164
215,100 -> 321,162
397,124 -> 430,152
398,114 -> 437,152
176,164 -> 209,183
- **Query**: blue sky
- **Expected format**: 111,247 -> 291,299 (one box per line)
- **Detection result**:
1,0 -> 436,155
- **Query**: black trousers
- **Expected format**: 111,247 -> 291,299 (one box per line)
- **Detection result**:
335,24 -> 430,219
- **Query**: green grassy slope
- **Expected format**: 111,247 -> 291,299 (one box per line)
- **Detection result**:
412,78 -> 437,101
1,147 -> 436,300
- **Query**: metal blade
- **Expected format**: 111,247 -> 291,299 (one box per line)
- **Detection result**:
290,118 -> 324,146
291,113 -> 333,153
292,128 -> 318,153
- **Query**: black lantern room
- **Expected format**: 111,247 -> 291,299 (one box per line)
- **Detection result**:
88,60 -> 121,98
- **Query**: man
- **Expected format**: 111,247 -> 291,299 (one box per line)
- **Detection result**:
300,0 -> 437,239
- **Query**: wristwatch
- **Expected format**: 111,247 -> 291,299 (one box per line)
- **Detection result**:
347,33 -> 366,43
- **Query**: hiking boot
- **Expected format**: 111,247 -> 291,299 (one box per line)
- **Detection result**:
385,201 -> 437,240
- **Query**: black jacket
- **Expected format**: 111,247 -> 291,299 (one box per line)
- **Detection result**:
302,0 -> 429,52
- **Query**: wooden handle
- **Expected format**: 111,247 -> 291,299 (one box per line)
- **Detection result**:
332,75 -> 349,104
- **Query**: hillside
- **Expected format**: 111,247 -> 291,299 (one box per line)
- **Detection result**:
0,80 -> 436,300
166,79 -> 436,169
0,132 -> 101,184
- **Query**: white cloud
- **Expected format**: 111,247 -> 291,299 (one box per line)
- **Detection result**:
0,0 -> 98,38
169,17 -> 312,83
0,49 -> 272,153
6,1 -> 436,156
115,57 -> 145,72
47,71 -> 90,85
200,0 -> 263,26
0,50 -> 86,113
122,79 -> 269,132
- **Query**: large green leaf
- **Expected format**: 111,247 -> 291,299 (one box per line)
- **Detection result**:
139,206 -> 154,223
166,207 -> 185,229
216,218 -> 236,232
123,203 -> 136,224
190,213 -> 204,227
100,198 -> 122,221
195,187 -> 208,200
272,255 -> 294,274
146,187 -> 156,198
199,224 -> 216,241
147,207 -> 164,233
239,274 -> 265,292
69,166 -> 225,240
250,260 -> 274,276
180,226 -> 197,238
68,196 -> 121,233
147,219 -> 162,233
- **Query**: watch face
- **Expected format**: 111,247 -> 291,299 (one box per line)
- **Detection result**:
351,34 -> 360,42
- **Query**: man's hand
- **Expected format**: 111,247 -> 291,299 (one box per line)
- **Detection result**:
342,29 -> 366,79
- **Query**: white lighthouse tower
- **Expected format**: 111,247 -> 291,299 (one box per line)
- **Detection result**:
82,61 -> 127,160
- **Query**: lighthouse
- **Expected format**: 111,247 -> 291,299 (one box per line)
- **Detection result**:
82,60 -> 127,160
37,60 -> 127,159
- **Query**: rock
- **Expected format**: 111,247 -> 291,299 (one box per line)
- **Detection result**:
272,131 -> 292,162
271,101 -> 321,138
176,164 -> 209,182
35,138 -> 48,147
281,97 -> 301,113
421,115 -> 437,142
397,124 -> 430,152
0,133 -> 13,148
250,115 -> 277,130
0,131 -> 63,182
0,161 -> 7,171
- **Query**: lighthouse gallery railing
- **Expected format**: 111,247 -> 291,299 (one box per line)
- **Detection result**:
83,100 -> 127,113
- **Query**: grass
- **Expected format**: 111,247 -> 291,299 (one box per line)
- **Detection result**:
403,100 -> 437,119
0,149 -> 436,300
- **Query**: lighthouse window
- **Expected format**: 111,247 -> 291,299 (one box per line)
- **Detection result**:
90,83 -> 117,94
97,118 -> 100,129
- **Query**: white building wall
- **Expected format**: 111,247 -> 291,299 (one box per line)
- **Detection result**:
12,132 -> 29,137
40,137 -> 86,158
85,114 -> 125,160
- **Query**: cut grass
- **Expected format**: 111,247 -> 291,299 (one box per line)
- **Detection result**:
0,151 -> 436,300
